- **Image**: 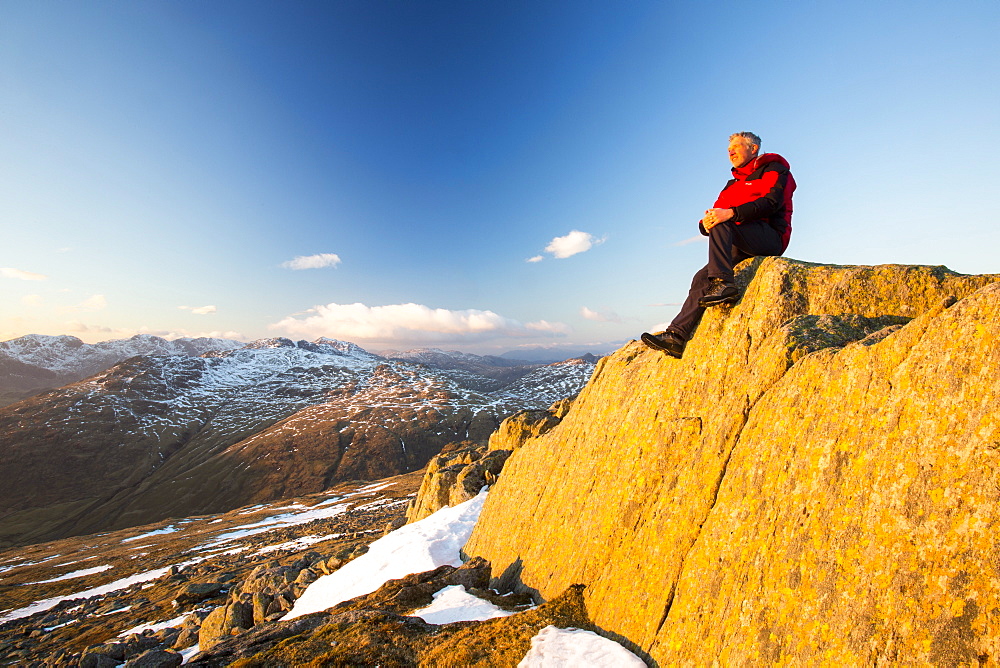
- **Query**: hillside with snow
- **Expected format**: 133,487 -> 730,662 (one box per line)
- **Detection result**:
0,472 -> 644,666
0,336 -> 597,548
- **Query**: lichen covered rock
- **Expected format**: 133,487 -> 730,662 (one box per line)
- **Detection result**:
405,401 -> 575,524
464,257 -> 1000,665
488,402 -> 570,452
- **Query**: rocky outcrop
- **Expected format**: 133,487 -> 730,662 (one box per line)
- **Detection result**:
193,560 -> 587,667
464,257 -> 1000,665
404,444 -> 512,523
405,401 -> 573,523
487,397 -> 574,452
189,557 -> 493,665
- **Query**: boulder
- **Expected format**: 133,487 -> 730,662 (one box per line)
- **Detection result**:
294,567 -> 318,585
123,649 -> 183,668
465,257 -> 1000,665
198,601 -> 254,651
81,643 -> 127,662
121,635 -> 159,658
250,592 -> 272,626
172,581 -> 225,607
150,627 -> 180,646
79,652 -> 120,668
171,627 -> 199,650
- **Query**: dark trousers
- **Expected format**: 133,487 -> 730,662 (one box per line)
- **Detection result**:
668,220 -> 784,339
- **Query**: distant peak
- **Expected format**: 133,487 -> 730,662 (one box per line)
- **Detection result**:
243,338 -> 296,349
1,334 -> 85,347
313,338 -> 375,357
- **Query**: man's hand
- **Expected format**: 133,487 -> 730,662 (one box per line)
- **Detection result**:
702,208 -> 734,230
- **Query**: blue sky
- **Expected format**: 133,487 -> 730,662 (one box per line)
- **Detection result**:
2,1 -> 998,357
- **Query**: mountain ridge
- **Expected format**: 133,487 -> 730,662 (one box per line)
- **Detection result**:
0,334 -> 245,407
0,334 -> 607,408
0,336 -> 595,548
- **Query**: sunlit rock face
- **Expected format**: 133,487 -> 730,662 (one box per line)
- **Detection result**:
465,256 -> 1000,666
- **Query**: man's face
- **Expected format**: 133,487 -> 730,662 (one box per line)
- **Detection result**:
728,138 -> 759,168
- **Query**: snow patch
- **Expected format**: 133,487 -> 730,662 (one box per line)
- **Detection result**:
122,525 -> 179,542
117,613 -> 189,638
0,554 -> 59,575
411,584 -> 515,624
255,534 -> 346,555
26,564 -> 112,584
180,643 -> 201,664
284,489 -> 487,619
518,626 -> 647,667
196,501 -> 350,551
0,565 -> 178,622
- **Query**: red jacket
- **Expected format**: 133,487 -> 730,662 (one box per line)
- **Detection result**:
709,153 -> 796,252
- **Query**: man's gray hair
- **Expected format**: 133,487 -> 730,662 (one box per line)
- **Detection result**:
730,131 -> 761,148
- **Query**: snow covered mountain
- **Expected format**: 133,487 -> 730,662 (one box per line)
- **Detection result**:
0,337 -> 597,548
0,334 -> 243,406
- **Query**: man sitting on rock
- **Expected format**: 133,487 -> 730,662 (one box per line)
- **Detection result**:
642,131 -> 796,359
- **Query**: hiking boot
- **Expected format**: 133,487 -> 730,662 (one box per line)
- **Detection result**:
699,278 -> 740,307
640,330 -> 686,359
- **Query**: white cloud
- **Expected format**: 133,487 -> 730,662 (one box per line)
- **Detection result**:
526,255 -> 544,263
271,302 -> 569,344
525,320 -> 572,335
543,230 -> 605,259
75,295 -> 107,311
21,295 -> 43,306
674,235 -> 707,246
281,253 -> 342,270
179,305 -> 217,315
1,267 -> 47,281
581,306 -> 623,323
